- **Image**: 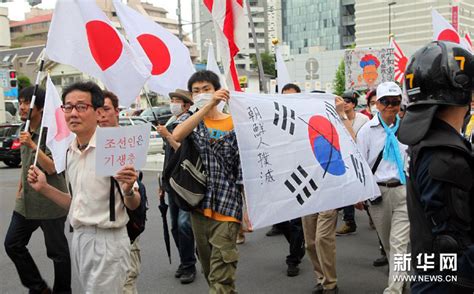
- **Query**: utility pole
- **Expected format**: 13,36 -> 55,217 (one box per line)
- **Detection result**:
246,0 -> 268,93
177,0 -> 183,41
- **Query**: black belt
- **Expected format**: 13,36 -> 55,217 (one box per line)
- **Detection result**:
377,181 -> 402,188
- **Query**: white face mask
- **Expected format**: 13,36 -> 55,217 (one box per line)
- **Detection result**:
193,93 -> 213,109
370,105 -> 379,115
170,102 -> 183,116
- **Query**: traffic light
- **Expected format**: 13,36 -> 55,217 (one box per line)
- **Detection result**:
9,70 -> 17,88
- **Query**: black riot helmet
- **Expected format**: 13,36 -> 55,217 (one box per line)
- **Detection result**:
399,41 -> 474,145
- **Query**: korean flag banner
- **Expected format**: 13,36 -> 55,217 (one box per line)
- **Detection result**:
229,92 -> 380,229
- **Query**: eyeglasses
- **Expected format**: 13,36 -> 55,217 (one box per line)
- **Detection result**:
61,103 -> 93,113
379,98 -> 401,107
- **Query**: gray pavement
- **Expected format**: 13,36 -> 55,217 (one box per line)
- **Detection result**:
0,163 -> 387,293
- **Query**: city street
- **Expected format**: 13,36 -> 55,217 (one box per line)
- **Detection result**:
0,161 -> 387,294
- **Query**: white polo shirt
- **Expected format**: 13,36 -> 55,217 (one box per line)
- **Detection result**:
356,116 -> 408,183
66,130 -> 129,229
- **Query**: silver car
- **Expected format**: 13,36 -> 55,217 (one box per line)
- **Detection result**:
118,117 -> 164,155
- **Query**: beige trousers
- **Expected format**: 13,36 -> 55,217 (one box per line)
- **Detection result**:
72,226 -> 130,294
302,209 -> 338,290
123,238 -> 141,294
368,185 -> 410,294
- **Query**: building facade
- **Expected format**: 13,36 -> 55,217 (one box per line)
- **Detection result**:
192,0 -> 269,71
267,0 -> 283,52
282,0 -> 355,55
355,0 -> 474,48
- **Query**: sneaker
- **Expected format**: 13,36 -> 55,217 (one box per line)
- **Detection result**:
312,283 -> 323,294
336,223 -> 356,236
265,226 -> 282,236
180,271 -> 196,284
373,255 -> 388,267
287,264 -> 300,277
237,232 -> 245,244
175,267 -> 184,278
323,286 -> 339,294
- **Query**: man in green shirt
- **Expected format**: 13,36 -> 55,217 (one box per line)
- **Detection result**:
4,86 -> 71,294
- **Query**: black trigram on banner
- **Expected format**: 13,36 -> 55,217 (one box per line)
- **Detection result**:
324,101 -> 339,121
284,165 -> 318,205
273,102 -> 296,135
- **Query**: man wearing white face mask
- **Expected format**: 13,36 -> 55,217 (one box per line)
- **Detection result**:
157,89 -> 198,284
172,70 -> 243,293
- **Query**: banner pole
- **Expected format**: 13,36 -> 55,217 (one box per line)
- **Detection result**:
24,59 -> 45,132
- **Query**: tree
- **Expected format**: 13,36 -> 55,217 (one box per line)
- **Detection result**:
333,59 -> 345,96
251,51 -> 276,77
18,75 -> 31,92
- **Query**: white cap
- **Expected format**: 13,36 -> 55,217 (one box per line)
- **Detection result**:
376,82 -> 402,100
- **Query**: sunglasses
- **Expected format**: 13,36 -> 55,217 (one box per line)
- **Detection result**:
379,98 -> 401,107
343,98 -> 356,104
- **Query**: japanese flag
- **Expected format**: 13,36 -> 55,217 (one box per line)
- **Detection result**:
41,75 -> 75,173
45,0 -> 150,107
113,0 -> 195,95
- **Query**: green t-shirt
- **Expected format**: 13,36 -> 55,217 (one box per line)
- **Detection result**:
15,126 -> 68,219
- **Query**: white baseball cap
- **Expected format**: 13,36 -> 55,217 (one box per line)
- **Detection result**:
376,82 -> 402,100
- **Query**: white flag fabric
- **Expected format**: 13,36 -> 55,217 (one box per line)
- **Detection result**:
113,0 -> 195,95
275,46 -> 291,94
206,43 -> 227,88
461,33 -> 473,53
42,75 -> 75,173
46,0 -> 150,107
206,43 -> 226,111
229,92 -> 380,229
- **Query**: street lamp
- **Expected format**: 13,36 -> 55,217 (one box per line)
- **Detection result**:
388,1 -> 397,39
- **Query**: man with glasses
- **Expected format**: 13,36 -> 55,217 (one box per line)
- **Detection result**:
356,82 -> 410,293
4,86 -> 71,294
336,91 -> 369,236
27,81 -> 141,293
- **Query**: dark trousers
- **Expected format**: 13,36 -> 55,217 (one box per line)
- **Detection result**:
168,193 -> 197,273
342,205 -> 355,223
4,211 -> 71,294
275,218 -> 305,265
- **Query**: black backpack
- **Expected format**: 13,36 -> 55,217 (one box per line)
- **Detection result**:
111,171 -> 148,243
163,135 -> 207,211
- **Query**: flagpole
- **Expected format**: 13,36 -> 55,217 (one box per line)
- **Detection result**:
142,84 -> 159,126
32,71 -> 51,168
24,58 -> 45,132
245,0 -> 267,93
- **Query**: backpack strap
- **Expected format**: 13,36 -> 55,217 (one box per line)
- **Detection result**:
371,149 -> 384,175
109,177 -> 125,222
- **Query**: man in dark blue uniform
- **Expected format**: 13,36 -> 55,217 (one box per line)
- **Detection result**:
399,41 -> 474,293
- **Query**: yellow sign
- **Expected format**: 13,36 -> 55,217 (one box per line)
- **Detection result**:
239,76 -> 248,83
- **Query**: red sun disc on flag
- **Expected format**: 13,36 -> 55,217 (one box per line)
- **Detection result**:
86,20 -> 123,71
54,108 -> 71,141
438,29 -> 460,43
137,34 -> 171,75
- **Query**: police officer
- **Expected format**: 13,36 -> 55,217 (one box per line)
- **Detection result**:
399,41 -> 474,293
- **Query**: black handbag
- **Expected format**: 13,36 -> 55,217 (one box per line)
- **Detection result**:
163,135 -> 207,211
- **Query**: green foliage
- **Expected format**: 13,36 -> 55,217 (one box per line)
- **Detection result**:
333,59 -> 345,96
251,51 -> 276,77
18,75 -> 32,92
